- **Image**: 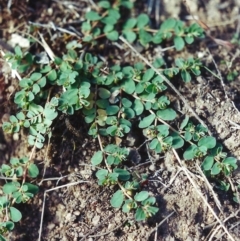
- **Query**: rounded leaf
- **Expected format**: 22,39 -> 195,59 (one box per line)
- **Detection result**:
85,11 -> 101,21
113,168 -> 130,181
110,190 -> 124,208
135,207 -> 146,221
3,182 -> 20,194
132,99 -> 144,115
157,108 -> 176,121
98,88 -> 111,99
198,136 -> 216,149
222,157 -> 237,169
183,145 -> 198,160
181,69 -> 191,82
106,31 -> 119,41
123,18 -> 137,29
30,72 -> 42,81
91,151 -> 103,165
1,221 -> 14,231
139,114 -> 155,128
211,163 -> 221,175
202,156 -> 214,171
171,133 -> 184,149
23,183 -> 39,195
28,163 -> 39,178
96,169 -> 108,180
10,207 -> 22,222
47,70 -> 57,82
142,69 -> 154,82
122,98 -> 132,108
137,14 -> 149,28
174,36 -> 185,51
134,191 -> 149,202
123,30 -> 137,43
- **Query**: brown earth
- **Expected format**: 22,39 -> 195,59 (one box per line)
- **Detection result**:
0,0 -> 240,240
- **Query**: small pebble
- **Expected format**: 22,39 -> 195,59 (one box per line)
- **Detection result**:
92,215 -> 100,226
65,213 -> 72,222
73,210 -> 80,216
47,223 -> 55,230
149,164 -> 156,171
13,133 -> 19,141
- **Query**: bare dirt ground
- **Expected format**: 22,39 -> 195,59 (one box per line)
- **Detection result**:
0,0 -> 240,240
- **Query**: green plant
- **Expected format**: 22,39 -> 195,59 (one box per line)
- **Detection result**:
1,0 -> 238,238
0,157 -> 39,240
180,117 -> 237,176
92,144 -> 158,221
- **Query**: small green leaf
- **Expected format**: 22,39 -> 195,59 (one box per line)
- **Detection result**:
83,35 -> 93,42
91,151 -> 103,165
139,29 -> 152,46
174,36 -> 185,51
98,88 -> 111,99
47,70 -> 57,82
3,182 -> 20,194
181,70 -> 191,82
113,168 -> 130,181
222,157 -> 237,169
137,14 -> 149,28
211,163 -> 221,175
16,112 -> 25,120
139,114 -> 155,128
198,136 -> 216,149
106,105 -> 119,115
23,183 -> 39,195
121,78 -> 135,94
180,116 -> 189,129
132,99 -> 144,115
0,196 -> 9,208
9,207 -> 22,222
160,18 -> 176,31
185,35 -> 194,44
96,169 -> 108,180
30,72 -> 42,81
120,1 -> 133,8
122,98 -> 132,108
142,196 -> 156,205
123,18 -> 137,29
85,11 -> 102,21
135,207 -> 146,221
14,46 -> 22,57
134,191 -> 149,202
142,69 -> 154,82
183,145 -> 198,160
122,200 -> 132,213
10,115 -> 18,123
28,163 -> 39,178
110,190 -> 124,208
1,221 -> 14,231
171,133 -> 184,149
202,156 -> 214,171
98,1 -> 111,8
123,30 -> 137,43
157,108 -> 176,121
106,31 -> 119,41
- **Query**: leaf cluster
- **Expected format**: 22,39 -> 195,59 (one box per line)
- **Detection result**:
82,2 -> 204,51
1,0 -> 237,229
180,117 -> 237,176
91,144 -> 159,221
0,158 -> 39,240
